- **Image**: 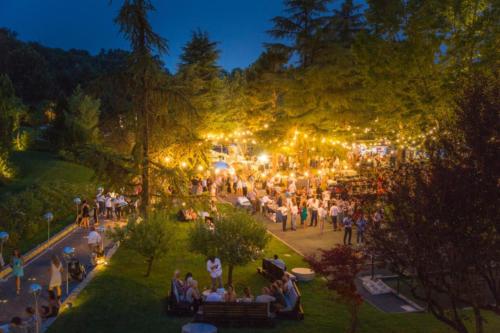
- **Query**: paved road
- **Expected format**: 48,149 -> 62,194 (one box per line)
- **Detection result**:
0,220 -> 119,325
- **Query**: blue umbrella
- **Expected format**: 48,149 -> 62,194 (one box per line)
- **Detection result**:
213,161 -> 230,169
0,231 -> 8,241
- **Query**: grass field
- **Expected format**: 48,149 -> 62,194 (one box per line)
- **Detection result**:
0,150 -> 94,197
0,150 -> 95,254
47,222 -> 500,333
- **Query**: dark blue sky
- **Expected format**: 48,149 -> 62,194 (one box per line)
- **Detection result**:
0,0 -> 285,71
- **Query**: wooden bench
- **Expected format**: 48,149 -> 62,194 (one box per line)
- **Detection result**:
196,302 -> 274,327
278,280 -> 304,320
257,259 -> 304,320
258,258 -> 285,281
165,281 -> 194,316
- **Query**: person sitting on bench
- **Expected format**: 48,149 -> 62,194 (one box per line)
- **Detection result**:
255,287 -> 275,303
206,287 -> 223,302
272,254 -> 286,270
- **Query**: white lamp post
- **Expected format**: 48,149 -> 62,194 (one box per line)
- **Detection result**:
97,225 -> 106,251
62,246 -> 75,296
73,197 -> 81,223
43,212 -> 54,247
0,231 -> 8,268
29,283 -> 42,333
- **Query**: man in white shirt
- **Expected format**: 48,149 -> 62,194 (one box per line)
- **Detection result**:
329,203 -> 340,231
88,227 -> 102,265
205,287 -> 223,302
206,256 -> 223,289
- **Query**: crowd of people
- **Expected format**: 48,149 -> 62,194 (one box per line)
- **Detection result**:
171,254 -> 295,316
188,170 -> 385,246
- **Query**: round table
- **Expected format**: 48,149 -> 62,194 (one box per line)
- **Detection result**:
291,267 -> 315,282
182,323 -> 217,333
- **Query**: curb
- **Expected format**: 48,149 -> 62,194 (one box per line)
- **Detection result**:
0,223 -> 77,280
41,242 -> 120,332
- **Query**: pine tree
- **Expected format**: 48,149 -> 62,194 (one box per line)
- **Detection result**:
179,29 -> 220,81
268,0 -> 331,67
115,0 -> 168,215
325,0 -> 365,47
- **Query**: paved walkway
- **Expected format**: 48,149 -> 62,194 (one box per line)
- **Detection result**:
0,219 -> 119,325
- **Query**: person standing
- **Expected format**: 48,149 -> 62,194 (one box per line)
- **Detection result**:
290,199 -> 298,231
48,255 -> 63,301
105,195 -> 113,219
206,256 -> 223,289
11,249 -> 23,295
318,203 -> 327,234
309,198 -> 319,227
356,214 -> 368,245
329,202 -> 340,231
80,200 -> 90,229
343,215 -> 353,245
282,205 -> 289,231
87,227 -> 102,266
300,204 -> 308,227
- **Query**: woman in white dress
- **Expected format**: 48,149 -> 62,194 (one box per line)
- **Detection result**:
48,255 -> 63,301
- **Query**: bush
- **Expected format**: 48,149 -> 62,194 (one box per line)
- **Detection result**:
0,180 -> 95,257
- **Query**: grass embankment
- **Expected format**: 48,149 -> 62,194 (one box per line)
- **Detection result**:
0,150 -> 95,255
47,222 -> 500,333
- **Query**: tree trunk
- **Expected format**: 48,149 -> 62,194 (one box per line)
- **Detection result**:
140,64 -> 150,217
227,265 -> 234,286
145,257 -> 154,277
473,306 -> 484,333
348,303 -> 359,333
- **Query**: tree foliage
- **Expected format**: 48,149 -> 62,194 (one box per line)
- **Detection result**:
108,211 -> 177,277
308,245 -> 364,333
188,207 -> 269,285
368,72 -> 499,333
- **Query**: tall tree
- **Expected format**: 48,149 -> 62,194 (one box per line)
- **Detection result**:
324,0 -> 364,47
178,29 -> 220,81
64,85 -> 101,146
115,0 -> 168,215
368,73 -> 499,333
268,0 -> 331,67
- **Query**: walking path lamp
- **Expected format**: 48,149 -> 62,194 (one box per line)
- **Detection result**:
73,197 -> 81,222
97,226 -> 105,251
62,246 -> 75,295
29,283 -> 42,333
0,231 -> 8,268
43,212 -> 54,247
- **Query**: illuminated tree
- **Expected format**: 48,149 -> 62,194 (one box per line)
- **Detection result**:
189,207 -> 269,286
115,0 -> 168,215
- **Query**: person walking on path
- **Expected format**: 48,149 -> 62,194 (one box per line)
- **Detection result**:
343,215 -> 353,245
48,255 -> 63,301
206,256 -> 223,289
11,249 -> 23,295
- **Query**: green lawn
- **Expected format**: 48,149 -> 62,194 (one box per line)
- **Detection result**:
0,150 -> 94,197
0,150 -> 95,254
47,222 -> 500,333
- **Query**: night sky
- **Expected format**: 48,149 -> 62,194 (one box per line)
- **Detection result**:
0,0 -> 285,71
